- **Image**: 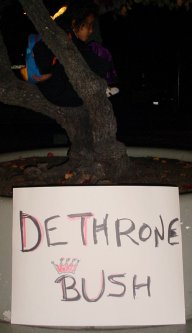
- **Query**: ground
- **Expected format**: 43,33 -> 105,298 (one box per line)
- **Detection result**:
0,154 -> 191,197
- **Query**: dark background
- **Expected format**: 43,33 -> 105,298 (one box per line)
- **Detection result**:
1,1 -> 192,152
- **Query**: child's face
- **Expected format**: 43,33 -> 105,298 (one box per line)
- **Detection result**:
75,14 -> 95,42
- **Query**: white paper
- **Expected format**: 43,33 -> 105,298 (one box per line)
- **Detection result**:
11,186 -> 185,327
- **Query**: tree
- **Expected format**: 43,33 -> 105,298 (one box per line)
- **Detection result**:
0,0 -> 129,187
0,0 -> 192,197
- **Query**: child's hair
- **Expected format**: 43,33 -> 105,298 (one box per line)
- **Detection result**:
55,0 -> 98,33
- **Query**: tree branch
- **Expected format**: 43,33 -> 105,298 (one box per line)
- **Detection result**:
0,31 -> 81,121
0,30 -> 91,153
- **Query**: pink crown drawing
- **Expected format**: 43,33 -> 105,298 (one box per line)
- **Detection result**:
51,257 -> 80,274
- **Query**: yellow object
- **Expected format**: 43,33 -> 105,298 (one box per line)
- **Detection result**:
51,6 -> 67,20
20,66 -> 28,81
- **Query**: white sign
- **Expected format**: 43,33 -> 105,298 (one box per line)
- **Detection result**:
11,186 -> 185,327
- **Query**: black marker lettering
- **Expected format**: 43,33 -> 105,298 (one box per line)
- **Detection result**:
20,211 -> 42,252
108,274 -> 126,297
68,213 -> 93,246
168,218 -> 179,245
115,218 -> 139,247
55,275 -> 81,301
139,223 -> 152,242
45,215 -> 67,247
82,270 -> 105,302
154,215 -> 165,247
133,275 -> 151,299
93,214 -> 109,245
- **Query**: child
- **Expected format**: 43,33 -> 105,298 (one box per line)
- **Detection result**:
33,0 -> 119,107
